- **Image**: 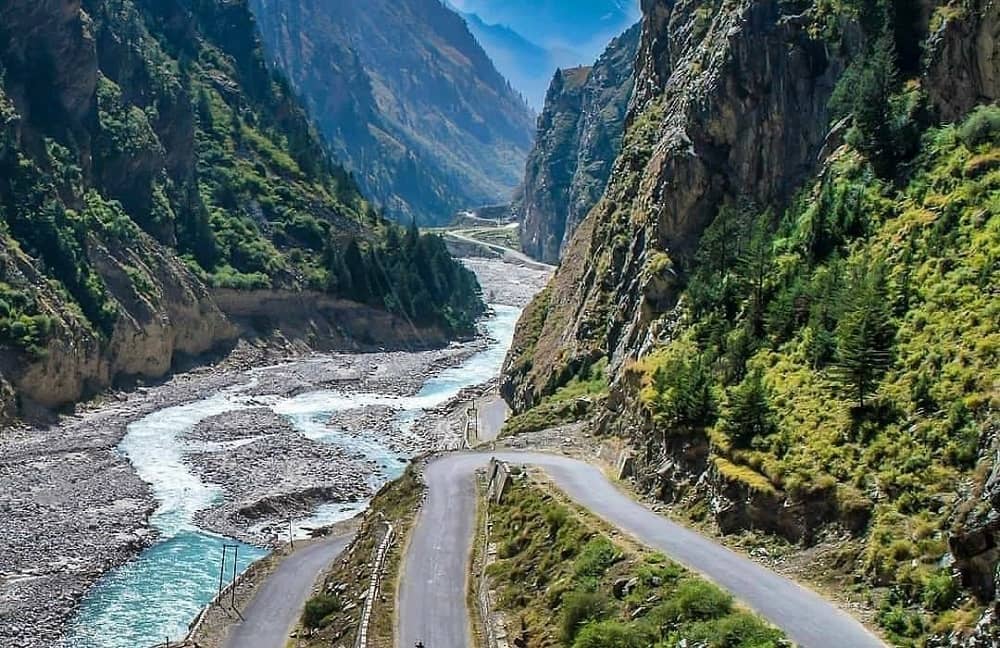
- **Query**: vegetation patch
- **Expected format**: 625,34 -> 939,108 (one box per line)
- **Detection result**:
502,358 -> 608,436
484,477 -> 786,647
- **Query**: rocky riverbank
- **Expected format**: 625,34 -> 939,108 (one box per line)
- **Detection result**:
0,258 -> 551,647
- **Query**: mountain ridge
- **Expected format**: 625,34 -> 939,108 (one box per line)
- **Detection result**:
249,0 -> 536,225
516,22 -> 641,263
0,0 -> 484,417
501,0 -> 1000,643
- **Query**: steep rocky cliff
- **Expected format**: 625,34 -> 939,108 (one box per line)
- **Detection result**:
249,0 -> 536,226
503,0 -> 999,642
0,0 -> 482,414
517,24 -> 640,264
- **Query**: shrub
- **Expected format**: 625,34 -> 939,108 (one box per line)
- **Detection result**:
573,538 -> 619,584
560,590 -> 610,643
680,611 -> 785,647
922,570 -> 959,611
957,104 -> 1000,149
653,580 -> 733,624
301,593 -> 340,629
571,620 -> 654,648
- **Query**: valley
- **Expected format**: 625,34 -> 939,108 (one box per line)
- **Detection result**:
0,257 -> 550,647
0,0 -> 997,646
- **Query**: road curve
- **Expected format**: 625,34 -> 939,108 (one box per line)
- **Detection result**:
223,532 -> 352,648
398,452 -> 884,648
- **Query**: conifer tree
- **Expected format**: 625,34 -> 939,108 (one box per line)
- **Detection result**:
834,258 -> 895,409
721,369 -> 773,448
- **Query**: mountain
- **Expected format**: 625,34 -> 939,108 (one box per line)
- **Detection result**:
249,0 -> 536,226
501,0 -> 999,643
517,23 -> 640,264
453,0 -> 641,110
459,11 -> 552,109
0,0 -> 483,416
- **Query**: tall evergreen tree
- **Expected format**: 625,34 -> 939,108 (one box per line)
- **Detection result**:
721,369 -> 774,448
834,258 -> 895,409
738,212 -> 773,337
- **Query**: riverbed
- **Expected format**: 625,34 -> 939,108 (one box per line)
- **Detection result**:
0,258 -> 550,648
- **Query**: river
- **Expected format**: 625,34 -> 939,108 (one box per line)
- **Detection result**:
61,304 -> 521,648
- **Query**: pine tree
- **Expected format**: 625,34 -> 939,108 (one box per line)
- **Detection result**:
845,37 -> 899,176
738,212 -> 773,337
197,87 -> 215,133
343,238 -> 369,303
721,369 -> 774,448
834,258 -> 895,409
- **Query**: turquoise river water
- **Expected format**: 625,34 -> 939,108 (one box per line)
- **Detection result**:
61,304 -> 520,648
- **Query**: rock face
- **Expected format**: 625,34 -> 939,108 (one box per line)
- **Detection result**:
925,0 -> 1000,122
504,0 -> 855,410
249,0 -> 536,225
948,426 -> 1000,646
517,24 -> 641,264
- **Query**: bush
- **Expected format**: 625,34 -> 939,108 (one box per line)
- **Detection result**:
653,580 -> 733,623
680,611 -> 784,647
560,590 -> 609,643
572,621 -> 653,648
301,593 -> 341,630
957,105 -> 1000,149
922,570 -> 959,611
573,538 -> 619,584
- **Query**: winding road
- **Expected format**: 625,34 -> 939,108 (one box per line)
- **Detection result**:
222,532 -> 353,648
398,452 -> 885,648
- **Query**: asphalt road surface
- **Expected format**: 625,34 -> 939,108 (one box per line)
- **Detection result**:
398,452 -> 885,648
223,532 -> 352,648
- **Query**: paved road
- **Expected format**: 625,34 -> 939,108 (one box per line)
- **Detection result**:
444,231 -> 555,272
398,452 -> 885,648
475,395 -> 510,445
223,532 -> 353,648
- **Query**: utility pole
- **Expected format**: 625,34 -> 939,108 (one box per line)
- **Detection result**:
217,545 -> 228,601
231,544 -> 239,609
287,517 -> 296,550
467,400 -> 479,446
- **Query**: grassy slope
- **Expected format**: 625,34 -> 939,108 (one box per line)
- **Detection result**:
484,475 -> 787,647
294,465 -> 424,648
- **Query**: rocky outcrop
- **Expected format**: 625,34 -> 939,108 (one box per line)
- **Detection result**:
1,234 -> 235,410
925,0 -> 1000,122
249,0 -> 536,225
503,0 -> 854,410
947,423 -> 1000,645
517,24 -> 640,264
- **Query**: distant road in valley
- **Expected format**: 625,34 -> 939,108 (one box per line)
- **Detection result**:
398,452 -> 886,648
444,230 -> 555,272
